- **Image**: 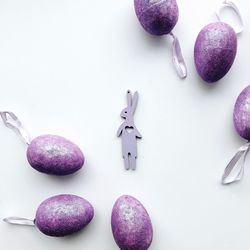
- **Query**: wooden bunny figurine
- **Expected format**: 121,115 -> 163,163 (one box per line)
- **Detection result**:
117,90 -> 142,170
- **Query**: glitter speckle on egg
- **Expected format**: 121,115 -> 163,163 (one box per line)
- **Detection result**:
111,195 -> 153,250
233,85 -> 250,140
35,194 -> 94,237
26,135 -> 85,175
134,0 -> 179,36
194,22 -> 237,83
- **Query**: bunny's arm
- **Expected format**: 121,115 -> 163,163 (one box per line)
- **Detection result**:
135,128 -> 142,139
117,124 -> 124,137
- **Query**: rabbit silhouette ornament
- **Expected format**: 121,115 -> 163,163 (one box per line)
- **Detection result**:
117,91 -> 142,170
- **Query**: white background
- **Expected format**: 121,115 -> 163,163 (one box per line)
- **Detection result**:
0,0 -> 250,249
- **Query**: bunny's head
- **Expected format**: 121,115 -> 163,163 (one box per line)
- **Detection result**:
121,90 -> 139,119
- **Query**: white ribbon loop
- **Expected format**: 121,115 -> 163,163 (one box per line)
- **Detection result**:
3,217 -> 35,226
216,0 -> 244,34
222,142 -> 250,185
170,32 -> 187,79
0,111 -> 31,145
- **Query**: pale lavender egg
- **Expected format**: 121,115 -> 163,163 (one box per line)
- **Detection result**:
233,85 -> 250,140
134,0 -> 179,35
26,135 -> 84,175
35,194 -> 94,237
194,22 -> 237,83
111,195 -> 153,250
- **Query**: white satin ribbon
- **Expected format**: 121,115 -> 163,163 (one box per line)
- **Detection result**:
222,142 -> 250,184
0,111 -> 31,145
3,217 -> 35,226
169,32 -> 187,79
216,0 -> 244,34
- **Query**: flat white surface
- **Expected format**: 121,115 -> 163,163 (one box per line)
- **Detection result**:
0,0 -> 250,249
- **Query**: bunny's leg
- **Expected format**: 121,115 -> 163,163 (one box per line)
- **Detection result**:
123,154 -> 130,170
130,154 -> 136,170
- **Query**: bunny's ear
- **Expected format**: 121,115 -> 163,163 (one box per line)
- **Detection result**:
131,91 -> 139,113
127,90 -> 132,107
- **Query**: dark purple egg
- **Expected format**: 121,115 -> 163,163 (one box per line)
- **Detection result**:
27,135 -> 84,175
134,0 -> 179,35
111,195 -> 153,250
233,85 -> 250,140
194,22 -> 237,83
35,194 -> 94,237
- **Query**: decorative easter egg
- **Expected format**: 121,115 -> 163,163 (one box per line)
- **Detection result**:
233,85 -> 250,140
134,0 -> 179,36
111,195 -> 153,250
26,135 -> 84,175
35,194 -> 94,237
194,22 -> 237,83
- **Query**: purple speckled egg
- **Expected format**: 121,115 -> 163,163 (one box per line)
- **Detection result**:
35,194 -> 94,237
194,22 -> 237,83
111,195 -> 153,250
134,0 -> 179,36
27,135 -> 84,175
233,85 -> 250,140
